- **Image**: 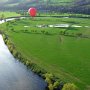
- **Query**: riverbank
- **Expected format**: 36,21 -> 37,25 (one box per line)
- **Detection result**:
0,34 -> 47,90
0,31 -> 63,90
0,17 -> 63,90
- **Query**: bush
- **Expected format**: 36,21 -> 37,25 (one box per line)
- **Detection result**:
48,84 -> 54,90
76,33 -> 82,37
45,31 -> 50,35
53,81 -> 60,89
45,73 -> 54,84
62,83 -> 78,90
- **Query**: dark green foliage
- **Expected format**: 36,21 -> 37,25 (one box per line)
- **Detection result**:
41,30 -> 45,34
44,73 -> 64,90
76,33 -> 83,37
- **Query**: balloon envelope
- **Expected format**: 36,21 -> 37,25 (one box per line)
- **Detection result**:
28,8 -> 37,17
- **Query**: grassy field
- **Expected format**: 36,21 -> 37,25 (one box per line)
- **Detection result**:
1,16 -> 90,90
0,12 -> 20,18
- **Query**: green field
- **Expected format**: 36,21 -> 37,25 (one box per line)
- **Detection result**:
1,16 -> 90,90
0,12 -> 20,18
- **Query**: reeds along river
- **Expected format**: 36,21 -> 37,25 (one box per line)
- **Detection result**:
0,34 -> 46,89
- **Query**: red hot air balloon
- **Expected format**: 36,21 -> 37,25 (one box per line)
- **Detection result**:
28,7 -> 37,17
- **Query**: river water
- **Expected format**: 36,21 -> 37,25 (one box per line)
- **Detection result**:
0,18 -> 46,90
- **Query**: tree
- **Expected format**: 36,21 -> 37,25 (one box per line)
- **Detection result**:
45,73 -> 54,84
62,83 -> 78,90
76,33 -> 82,37
53,81 -> 60,89
0,14 -> 5,21
48,84 -> 54,90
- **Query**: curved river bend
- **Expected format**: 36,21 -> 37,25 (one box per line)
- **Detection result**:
0,18 -> 46,90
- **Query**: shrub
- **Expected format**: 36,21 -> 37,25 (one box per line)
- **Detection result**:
76,33 -> 82,37
53,81 -> 60,89
45,73 -> 54,84
62,83 -> 78,90
45,31 -> 50,35
48,84 -> 54,90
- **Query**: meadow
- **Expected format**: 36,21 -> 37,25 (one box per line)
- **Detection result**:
1,16 -> 90,90
0,11 -> 20,18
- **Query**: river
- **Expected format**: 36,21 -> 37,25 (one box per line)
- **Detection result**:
0,18 -> 46,90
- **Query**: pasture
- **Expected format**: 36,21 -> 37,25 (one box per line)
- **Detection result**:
1,16 -> 90,90
0,11 -> 20,18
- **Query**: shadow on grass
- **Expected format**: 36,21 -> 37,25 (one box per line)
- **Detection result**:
66,27 -> 78,31
10,30 -> 57,36
62,21 -> 80,24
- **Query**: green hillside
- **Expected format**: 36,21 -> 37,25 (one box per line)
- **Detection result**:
0,0 -> 89,7
5,0 -> 74,6
0,0 -> 89,14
